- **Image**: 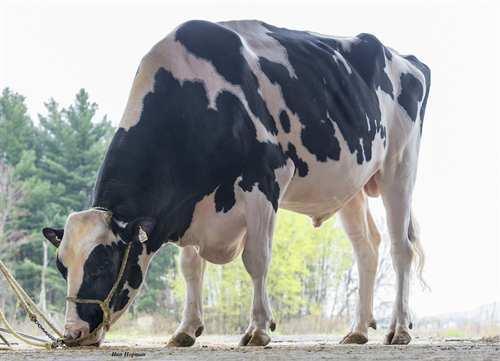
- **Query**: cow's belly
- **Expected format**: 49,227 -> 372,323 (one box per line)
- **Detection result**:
179,191 -> 247,264
280,143 -> 385,219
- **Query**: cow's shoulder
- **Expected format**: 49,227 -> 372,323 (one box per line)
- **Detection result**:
174,20 -> 247,84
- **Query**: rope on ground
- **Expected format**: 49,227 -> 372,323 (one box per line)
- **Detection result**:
0,259 -> 65,349
0,330 -> 11,349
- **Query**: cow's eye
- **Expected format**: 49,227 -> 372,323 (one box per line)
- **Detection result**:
89,267 -> 104,279
91,262 -> 110,277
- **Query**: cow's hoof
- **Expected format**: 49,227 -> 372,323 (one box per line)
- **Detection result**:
239,332 -> 252,346
239,329 -> 271,346
166,332 -> 196,347
340,332 -> 368,344
384,331 -> 394,345
391,330 -> 411,345
384,330 -> 411,345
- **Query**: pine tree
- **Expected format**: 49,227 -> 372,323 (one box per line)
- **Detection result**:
0,88 -> 37,247
37,89 -> 113,213
0,88 -> 36,166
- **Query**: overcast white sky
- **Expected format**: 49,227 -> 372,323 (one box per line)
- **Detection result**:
1,0 -> 499,318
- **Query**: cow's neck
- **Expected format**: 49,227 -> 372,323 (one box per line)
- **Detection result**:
109,243 -> 158,325
93,191 -> 199,254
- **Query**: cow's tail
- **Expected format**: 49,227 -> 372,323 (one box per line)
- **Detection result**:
408,209 -> 430,290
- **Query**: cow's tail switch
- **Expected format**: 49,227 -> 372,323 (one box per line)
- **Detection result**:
408,209 -> 430,291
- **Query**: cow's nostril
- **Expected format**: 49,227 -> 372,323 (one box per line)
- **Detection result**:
64,322 -> 92,345
64,329 -> 83,340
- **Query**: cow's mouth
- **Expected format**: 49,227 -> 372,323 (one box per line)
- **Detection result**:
64,338 -> 103,347
64,329 -> 105,347
65,340 -> 102,347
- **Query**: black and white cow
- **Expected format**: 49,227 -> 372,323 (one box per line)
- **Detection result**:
42,20 -> 430,347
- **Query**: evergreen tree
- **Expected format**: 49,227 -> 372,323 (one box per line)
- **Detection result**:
0,89 -> 37,247
37,89 -> 113,213
0,88 -> 36,166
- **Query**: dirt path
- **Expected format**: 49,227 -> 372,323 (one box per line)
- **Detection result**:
1,335 -> 499,361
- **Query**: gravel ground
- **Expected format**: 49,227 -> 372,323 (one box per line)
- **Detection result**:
1,335 -> 499,361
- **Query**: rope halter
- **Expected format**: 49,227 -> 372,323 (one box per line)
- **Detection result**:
63,242 -> 132,346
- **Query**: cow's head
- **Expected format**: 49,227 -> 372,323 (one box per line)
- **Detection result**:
42,208 -> 155,346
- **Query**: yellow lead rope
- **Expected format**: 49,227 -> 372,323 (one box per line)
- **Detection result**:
0,259 -> 64,349
0,310 -> 52,349
0,242 -> 131,349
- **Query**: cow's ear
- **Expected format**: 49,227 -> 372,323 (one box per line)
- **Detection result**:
42,228 -> 64,248
124,218 -> 156,244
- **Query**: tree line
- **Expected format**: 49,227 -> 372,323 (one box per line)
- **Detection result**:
0,87 -> 393,333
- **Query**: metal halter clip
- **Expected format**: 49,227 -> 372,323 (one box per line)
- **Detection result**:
138,226 -> 148,243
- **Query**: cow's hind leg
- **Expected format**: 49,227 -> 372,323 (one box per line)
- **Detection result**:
379,148 -> 421,345
167,245 -> 206,347
339,191 -> 381,344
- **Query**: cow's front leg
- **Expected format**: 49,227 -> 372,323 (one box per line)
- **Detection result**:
167,246 -> 205,347
239,192 -> 277,347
